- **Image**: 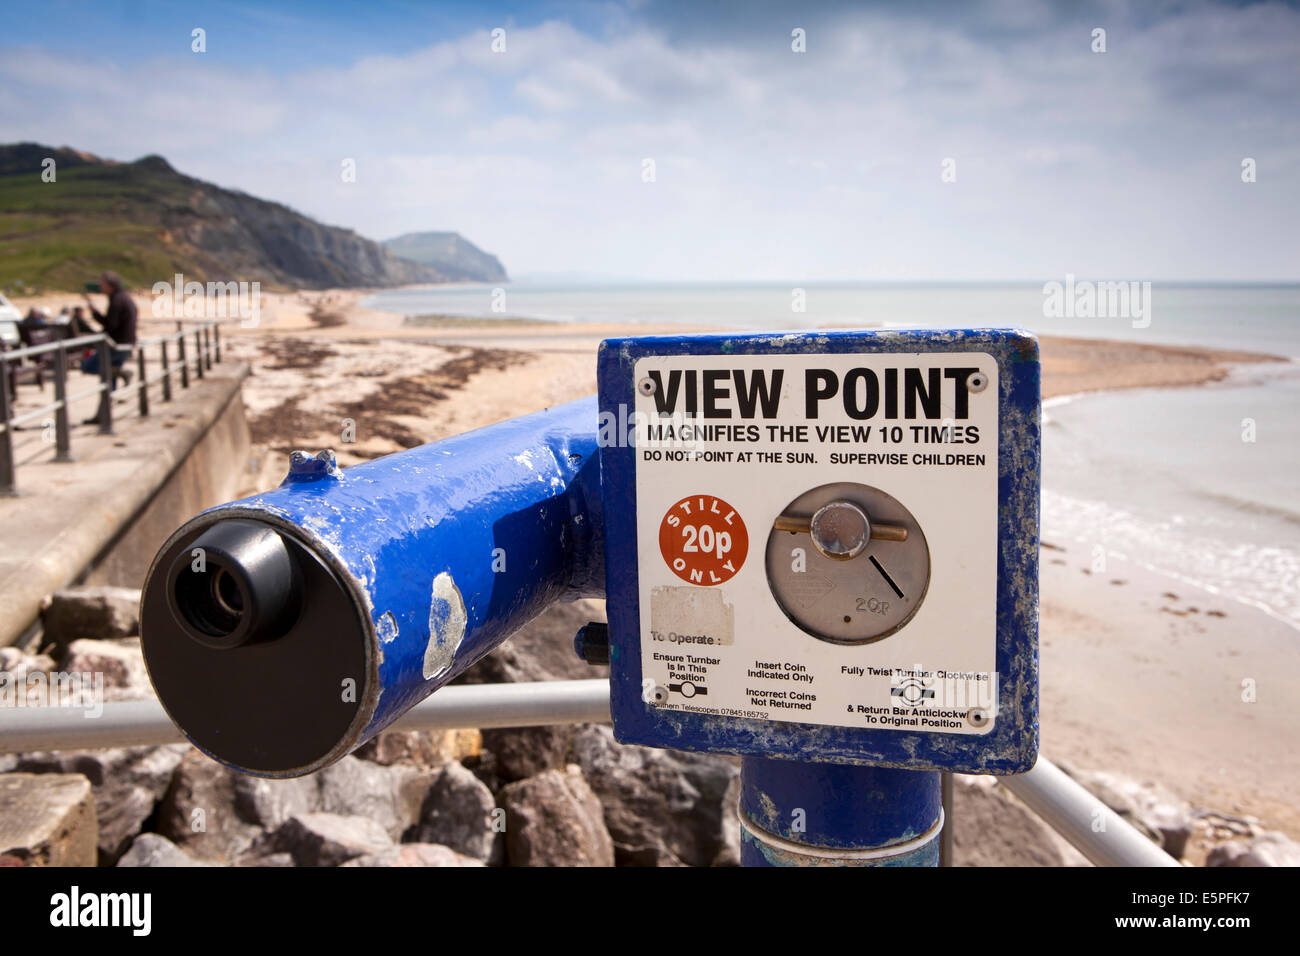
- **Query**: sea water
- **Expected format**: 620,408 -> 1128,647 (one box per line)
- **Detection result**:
363,281 -> 1300,355
1042,362 -> 1300,632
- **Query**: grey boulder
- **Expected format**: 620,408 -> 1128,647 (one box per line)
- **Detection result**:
342,843 -> 484,867
15,744 -> 186,863
1207,831 -> 1300,867
412,760 -> 504,864
573,724 -> 739,866
40,586 -> 141,655
117,833 -> 209,867
267,812 -> 394,867
0,772 -> 98,866
500,767 -> 614,867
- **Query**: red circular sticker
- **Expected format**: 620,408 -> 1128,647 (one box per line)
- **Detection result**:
658,494 -> 749,586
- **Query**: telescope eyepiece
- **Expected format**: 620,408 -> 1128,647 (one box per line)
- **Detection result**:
166,520 -> 301,650
144,513 -> 366,775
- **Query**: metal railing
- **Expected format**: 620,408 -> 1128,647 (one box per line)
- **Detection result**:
0,319 -> 223,496
0,678 -> 1180,867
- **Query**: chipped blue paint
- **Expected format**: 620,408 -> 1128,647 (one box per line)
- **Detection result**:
741,757 -> 940,846
183,396 -> 604,765
738,756 -> 941,866
597,328 -> 1040,775
424,571 -> 468,680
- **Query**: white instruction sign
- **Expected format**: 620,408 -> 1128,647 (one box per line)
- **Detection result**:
632,351 -> 1000,735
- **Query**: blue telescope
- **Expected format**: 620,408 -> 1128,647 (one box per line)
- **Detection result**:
140,397 -> 603,777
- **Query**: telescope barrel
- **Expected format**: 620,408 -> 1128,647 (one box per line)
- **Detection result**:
139,396 -> 603,778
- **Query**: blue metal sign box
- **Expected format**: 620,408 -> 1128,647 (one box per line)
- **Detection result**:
597,328 -> 1040,775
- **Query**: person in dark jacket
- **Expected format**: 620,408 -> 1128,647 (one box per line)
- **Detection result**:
18,307 -> 51,345
80,270 -> 137,424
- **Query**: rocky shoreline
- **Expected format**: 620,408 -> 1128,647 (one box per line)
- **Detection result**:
3,586 -> 1297,867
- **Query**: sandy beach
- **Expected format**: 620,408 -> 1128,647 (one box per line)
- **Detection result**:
12,286 -> 1297,856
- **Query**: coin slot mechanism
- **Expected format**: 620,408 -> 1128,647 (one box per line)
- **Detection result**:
765,482 -> 931,646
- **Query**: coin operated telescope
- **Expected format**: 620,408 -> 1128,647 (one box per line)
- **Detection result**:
140,328 -> 1040,866
140,400 -> 604,778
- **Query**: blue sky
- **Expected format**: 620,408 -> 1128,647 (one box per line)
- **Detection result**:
1,0 -> 1297,281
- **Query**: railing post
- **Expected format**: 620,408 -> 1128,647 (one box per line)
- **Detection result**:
0,353 -> 15,496
96,338 -> 114,434
53,346 -> 72,462
137,346 -> 148,417
194,330 -> 205,380
178,333 -> 189,388
161,340 -> 173,402
203,325 -> 212,370
214,323 -> 221,363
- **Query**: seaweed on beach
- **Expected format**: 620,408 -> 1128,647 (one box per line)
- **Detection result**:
249,345 -> 533,456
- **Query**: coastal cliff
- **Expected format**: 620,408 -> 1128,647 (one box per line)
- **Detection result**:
0,143 -> 454,291
383,231 -> 508,283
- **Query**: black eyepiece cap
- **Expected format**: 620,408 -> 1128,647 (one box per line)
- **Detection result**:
165,519 -> 301,650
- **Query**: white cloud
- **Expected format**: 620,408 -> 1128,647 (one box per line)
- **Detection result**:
0,3 -> 1297,279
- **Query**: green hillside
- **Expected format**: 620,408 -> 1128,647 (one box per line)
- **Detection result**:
0,154 -> 197,292
0,144 -> 445,293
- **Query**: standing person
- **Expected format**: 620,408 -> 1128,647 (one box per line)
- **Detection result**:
80,270 -> 136,425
